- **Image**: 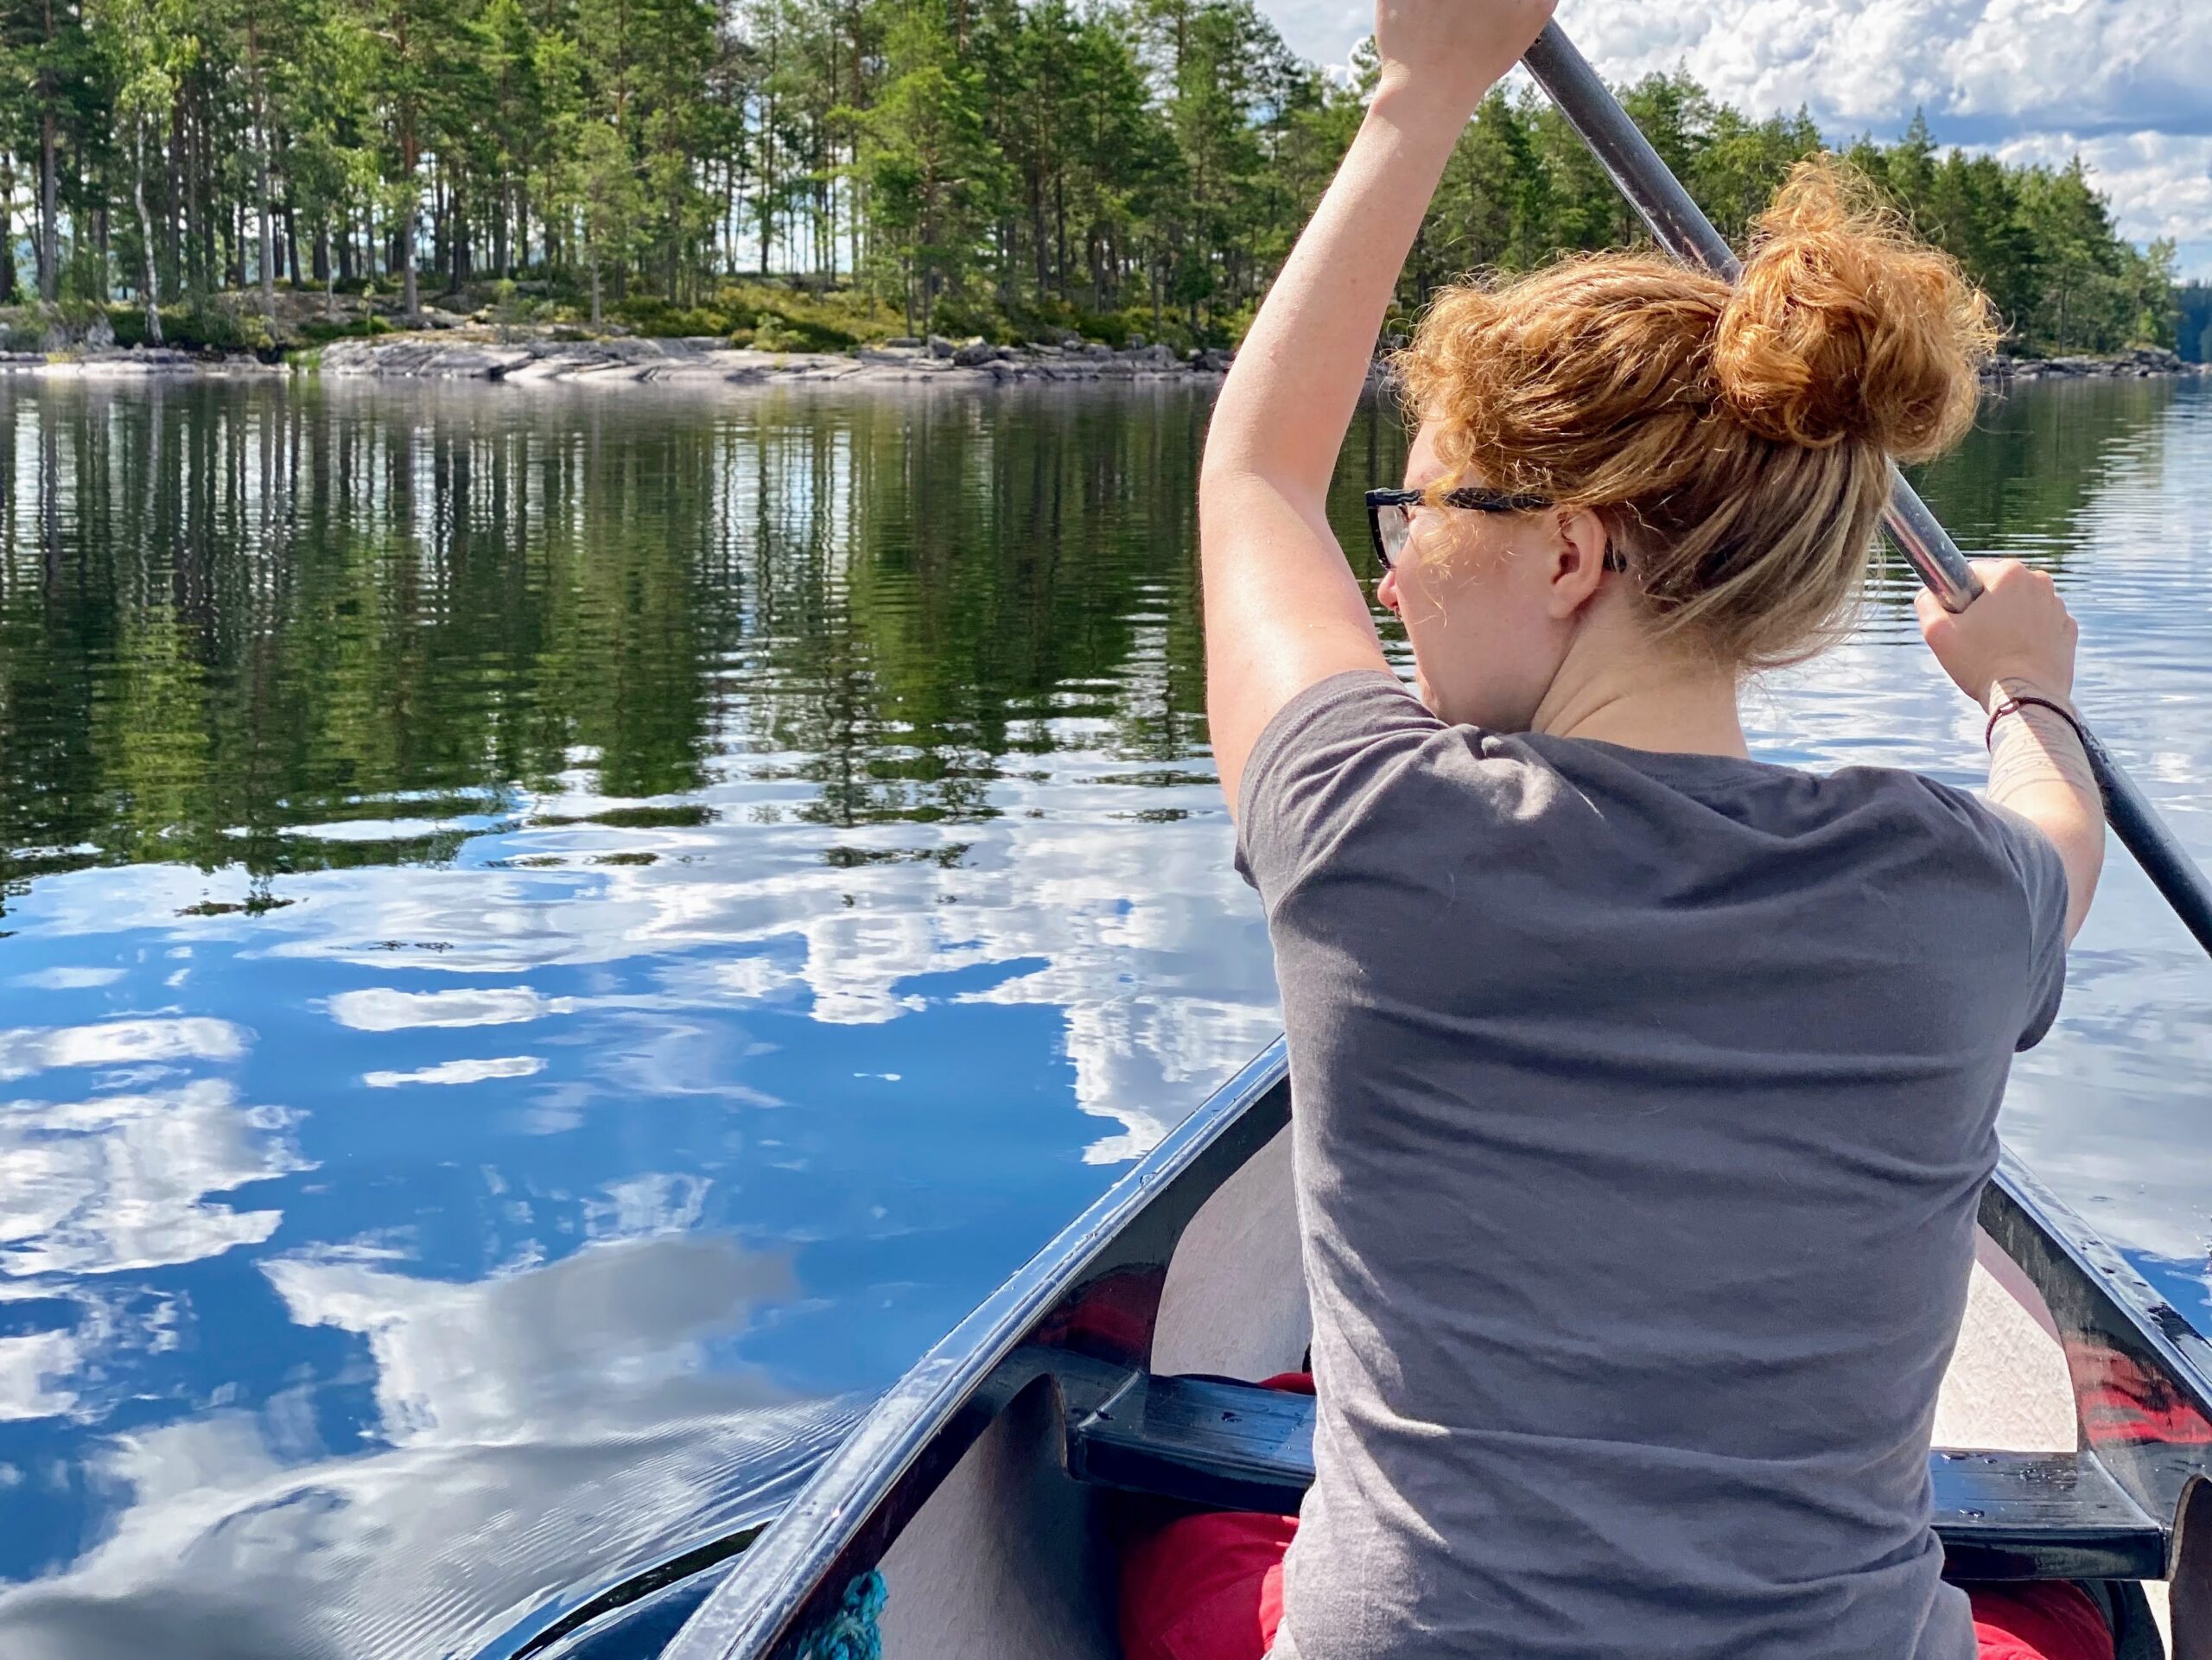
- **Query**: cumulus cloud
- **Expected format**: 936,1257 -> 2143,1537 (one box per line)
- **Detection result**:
1255,0 -> 2212,271
0,1226 -> 849,1660
359,1054 -> 546,1088
1554,0 -> 2212,141
0,1018 -> 247,1084
325,987 -> 559,1032
0,1078 -> 305,1279
0,1329 -> 81,1421
268,745 -> 1279,1161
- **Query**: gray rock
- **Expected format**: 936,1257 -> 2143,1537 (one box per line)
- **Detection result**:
884,335 -> 924,348
1084,341 -> 1114,359
951,340 -> 998,367
86,313 -> 117,349
926,334 -> 957,358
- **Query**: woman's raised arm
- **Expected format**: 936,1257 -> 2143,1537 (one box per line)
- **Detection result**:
1201,0 -> 1557,813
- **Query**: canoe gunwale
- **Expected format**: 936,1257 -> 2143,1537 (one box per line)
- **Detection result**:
660,1039 -> 1294,1660
1983,1151 -> 2212,1570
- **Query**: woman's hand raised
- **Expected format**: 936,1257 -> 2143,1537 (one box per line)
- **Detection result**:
1373,0 -> 1558,121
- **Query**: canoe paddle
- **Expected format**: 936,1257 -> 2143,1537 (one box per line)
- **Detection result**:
1521,21 -> 2212,959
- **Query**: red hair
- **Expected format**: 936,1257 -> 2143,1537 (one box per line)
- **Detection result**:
1394,156 -> 1998,670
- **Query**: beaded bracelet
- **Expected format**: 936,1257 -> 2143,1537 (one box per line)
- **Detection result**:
1986,694 -> 2091,754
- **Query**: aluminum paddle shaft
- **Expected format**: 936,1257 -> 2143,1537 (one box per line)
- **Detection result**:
1522,20 -> 2212,957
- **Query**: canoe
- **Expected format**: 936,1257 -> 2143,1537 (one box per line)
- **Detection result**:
528,1040 -> 2212,1660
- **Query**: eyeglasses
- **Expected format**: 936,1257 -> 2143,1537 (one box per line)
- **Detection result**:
1363,486 -> 1627,575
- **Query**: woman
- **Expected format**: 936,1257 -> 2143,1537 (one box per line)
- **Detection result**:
1122,1 -> 2111,1657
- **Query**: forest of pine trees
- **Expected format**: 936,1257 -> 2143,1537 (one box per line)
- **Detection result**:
0,0 -> 2183,355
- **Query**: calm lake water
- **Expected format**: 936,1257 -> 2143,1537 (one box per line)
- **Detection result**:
0,375 -> 2208,1657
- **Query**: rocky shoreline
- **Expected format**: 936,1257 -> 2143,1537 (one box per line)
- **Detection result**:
1986,347 -> 2202,382
1,330 -> 2200,389
315,330 -> 1241,387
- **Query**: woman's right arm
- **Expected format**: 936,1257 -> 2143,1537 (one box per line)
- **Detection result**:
1916,560 -> 2103,941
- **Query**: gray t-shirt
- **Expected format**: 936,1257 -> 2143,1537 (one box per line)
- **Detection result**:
1235,671 -> 2069,1660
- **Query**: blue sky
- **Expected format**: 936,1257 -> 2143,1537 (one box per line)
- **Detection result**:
1252,0 -> 2212,281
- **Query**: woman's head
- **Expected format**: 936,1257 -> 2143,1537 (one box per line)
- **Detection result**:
1382,156 -> 1998,732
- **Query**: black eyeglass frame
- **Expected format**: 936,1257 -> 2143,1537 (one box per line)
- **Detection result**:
1363,486 -> 1626,574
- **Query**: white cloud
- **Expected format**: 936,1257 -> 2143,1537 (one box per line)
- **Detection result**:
359,1055 -> 545,1088
1255,0 -> 2212,272
10,968 -> 125,990
0,1079 -> 306,1278
0,1329 -> 81,1421
1554,0 -> 2212,137
0,1018 -> 246,1083
0,1226 -> 851,1660
263,1229 -> 796,1445
255,741 -> 1278,1162
325,987 -> 558,1032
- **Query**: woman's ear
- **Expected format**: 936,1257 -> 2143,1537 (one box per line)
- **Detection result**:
1542,506 -> 1612,620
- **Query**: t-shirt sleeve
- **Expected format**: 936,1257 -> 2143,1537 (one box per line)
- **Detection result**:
1986,805 -> 2073,1051
1233,669 -> 1447,902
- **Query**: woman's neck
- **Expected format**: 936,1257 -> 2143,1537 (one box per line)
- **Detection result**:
1529,616 -> 1750,759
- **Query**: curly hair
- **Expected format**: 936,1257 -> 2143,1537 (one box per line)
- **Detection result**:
1391,156 -> 1999,671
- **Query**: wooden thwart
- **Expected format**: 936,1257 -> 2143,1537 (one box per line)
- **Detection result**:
1065,1368 -> 2167,1584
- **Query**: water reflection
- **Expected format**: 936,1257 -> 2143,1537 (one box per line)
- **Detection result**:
0,377 -> 2205,1657
0,1232 -> 841,1660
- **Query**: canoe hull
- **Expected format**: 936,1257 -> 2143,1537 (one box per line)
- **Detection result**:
640,1042 -> 2212,1660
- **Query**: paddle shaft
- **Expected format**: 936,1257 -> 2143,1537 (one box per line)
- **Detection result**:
1521,21 -> 2212,958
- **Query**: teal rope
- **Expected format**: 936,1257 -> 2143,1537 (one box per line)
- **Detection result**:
795,1568 -> 887,1660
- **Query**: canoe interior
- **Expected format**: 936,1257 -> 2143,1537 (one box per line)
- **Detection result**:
604,1041 -> 2212,1660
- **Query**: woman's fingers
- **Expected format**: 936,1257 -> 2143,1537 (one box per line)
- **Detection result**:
1917,558 -> 2078,705
1373,0 -> 1557,117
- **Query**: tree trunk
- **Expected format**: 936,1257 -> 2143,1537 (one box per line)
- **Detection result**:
589,256 -> 602,328
251,21 -> 275,311
0,153 -> 16,302
39,105 -> 60,302
400,188 -> 420,317
134,127 -> 163,344
397,59 -> 421,318
321,224 -> 336,321
258,149 -> 276,309
163,102 -> 183,296
1055,177 -> 1069,302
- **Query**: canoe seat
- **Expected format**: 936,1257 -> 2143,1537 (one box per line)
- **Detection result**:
1065,1372 -> 2167,1582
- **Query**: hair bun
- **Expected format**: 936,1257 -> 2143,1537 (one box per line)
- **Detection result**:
1711,156 -> 1998,461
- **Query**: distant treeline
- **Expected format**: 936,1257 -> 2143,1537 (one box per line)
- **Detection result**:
0,0 -> 2183,353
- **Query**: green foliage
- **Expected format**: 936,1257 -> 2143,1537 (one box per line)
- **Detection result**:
2177,283 -> 2212,365
105,299 -> 282,353
0,0 -> 2179,357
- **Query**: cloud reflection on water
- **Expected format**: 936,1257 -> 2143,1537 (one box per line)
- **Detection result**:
0,1228 -> 847,1660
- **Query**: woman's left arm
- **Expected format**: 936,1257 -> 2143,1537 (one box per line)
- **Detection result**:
1202,0 -> 1556,814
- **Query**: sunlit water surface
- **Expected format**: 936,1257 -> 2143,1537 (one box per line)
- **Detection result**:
0,377 -> 2206,1657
